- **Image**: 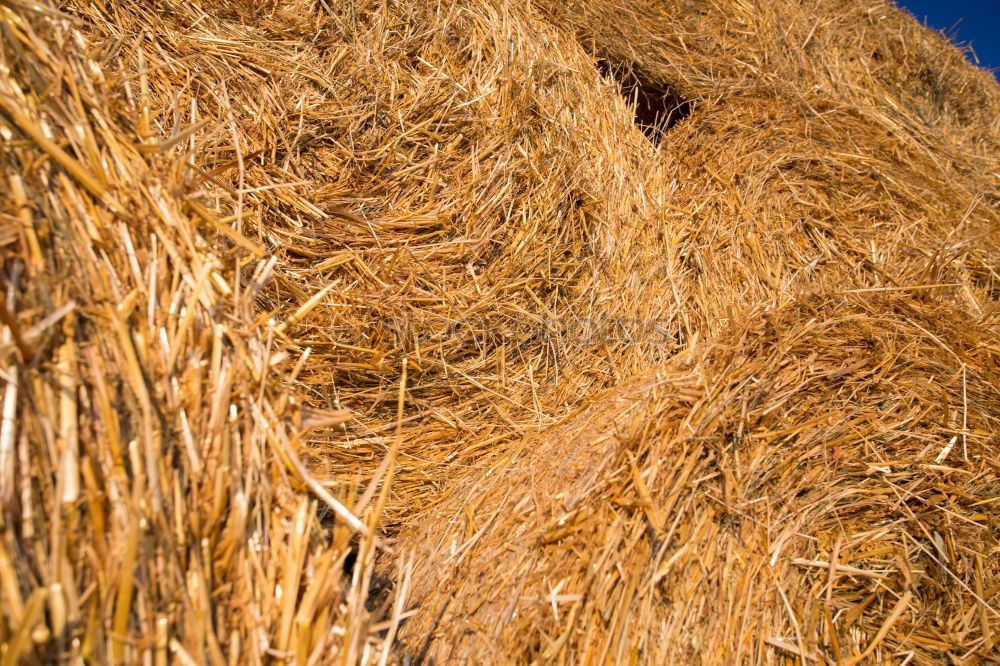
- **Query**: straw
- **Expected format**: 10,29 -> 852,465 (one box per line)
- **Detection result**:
1,0 -> 997,663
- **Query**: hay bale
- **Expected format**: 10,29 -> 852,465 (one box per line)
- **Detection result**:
0,0 -> 996,663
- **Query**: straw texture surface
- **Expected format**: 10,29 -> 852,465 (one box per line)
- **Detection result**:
1,0 -> 997,663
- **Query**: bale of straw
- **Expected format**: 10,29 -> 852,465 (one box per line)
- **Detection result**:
0,0 -> 997,663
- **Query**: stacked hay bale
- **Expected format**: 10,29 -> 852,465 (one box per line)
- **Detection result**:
1,0 -> 997,663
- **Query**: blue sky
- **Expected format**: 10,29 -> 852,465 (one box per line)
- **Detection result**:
895,0 -> 999,77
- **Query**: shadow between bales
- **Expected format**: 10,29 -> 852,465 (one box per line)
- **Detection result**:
596,59 -> 693,144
